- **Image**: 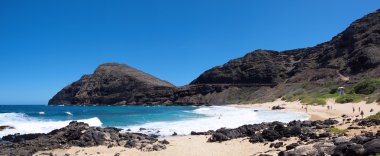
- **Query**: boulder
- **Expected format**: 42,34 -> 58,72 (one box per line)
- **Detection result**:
363,139 -> 380,155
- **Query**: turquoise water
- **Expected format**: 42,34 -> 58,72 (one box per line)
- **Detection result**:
0,105 -> 310,137
0,105 -> 204,127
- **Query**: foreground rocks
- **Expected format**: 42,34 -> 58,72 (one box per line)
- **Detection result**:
205,119 -> 338,143
280,132 -> 380,156
193,118 -> 380,156
0,121 -> 168,156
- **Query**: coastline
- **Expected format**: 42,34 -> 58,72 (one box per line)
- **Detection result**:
32,99 -> 380,156
231,99 -> 380,121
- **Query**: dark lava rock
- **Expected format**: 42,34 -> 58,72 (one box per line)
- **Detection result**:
190,130 -> 214,135
318,132 -> 330,138
0,121 -> 167,156
208,119 -> 338,144
359,119 -> 380,127
159,139 -> 170,145
208,132 -> 229,142
272,105 -> 285,110
323,119 -> 339,125
262,129 -> 281,142
332,143 -> 365,156
363,139 -> 380,155
269,142 -> 283,148
286,143 -> 299,150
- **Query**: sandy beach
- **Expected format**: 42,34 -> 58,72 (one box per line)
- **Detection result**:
34,99 -> 380,156
232,99 -> 380,121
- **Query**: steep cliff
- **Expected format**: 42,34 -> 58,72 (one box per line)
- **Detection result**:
49,63 -> 176,105
192,9 -> 380,85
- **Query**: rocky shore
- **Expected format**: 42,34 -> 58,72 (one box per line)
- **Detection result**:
189,116 -> 380,156
3,116 -> 380,156
2,100 -> 380,156
0,121 -> 169,156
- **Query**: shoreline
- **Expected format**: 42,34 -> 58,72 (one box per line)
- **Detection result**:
30,99 -> 380,156
230,99 -> 380,121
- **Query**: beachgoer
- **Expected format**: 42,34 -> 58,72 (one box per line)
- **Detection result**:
361,111 -> 364,119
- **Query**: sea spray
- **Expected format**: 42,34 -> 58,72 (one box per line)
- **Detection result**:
0,113 -> 102,137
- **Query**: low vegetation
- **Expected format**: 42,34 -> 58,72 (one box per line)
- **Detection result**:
326,127 -> 348,133
354,78 -> 380,95
365,111 -> 380,121
282,78 -> 380,105
335,94 -> 362,103
301,97 -> 327,105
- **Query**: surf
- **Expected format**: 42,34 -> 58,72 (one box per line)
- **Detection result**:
0,112 -> 102,137
124,106 -> 309,136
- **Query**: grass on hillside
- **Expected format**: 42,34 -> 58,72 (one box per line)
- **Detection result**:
354,78 -> 380,95
282,78 -> 380,105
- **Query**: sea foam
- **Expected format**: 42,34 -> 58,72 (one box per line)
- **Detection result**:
0,113 -> 102,137
125,106 -> 309,136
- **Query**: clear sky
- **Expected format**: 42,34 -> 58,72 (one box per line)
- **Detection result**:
0,0 -> 379,104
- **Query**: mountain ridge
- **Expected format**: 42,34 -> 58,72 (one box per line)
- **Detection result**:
49,9 -> 380,105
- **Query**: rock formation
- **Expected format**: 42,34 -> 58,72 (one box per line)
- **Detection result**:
49,63 -> 176,105
0,121 -> 168,156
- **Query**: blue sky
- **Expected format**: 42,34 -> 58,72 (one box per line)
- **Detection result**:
0,0 -> 379,104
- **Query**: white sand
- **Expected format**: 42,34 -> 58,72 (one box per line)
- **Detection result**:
232,99 -> 380,120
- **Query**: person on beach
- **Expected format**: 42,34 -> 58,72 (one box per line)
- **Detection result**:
353,107 -> 355,113
359,107 -> 361,112
327,105 -> 330,110
361,111 -> 364,119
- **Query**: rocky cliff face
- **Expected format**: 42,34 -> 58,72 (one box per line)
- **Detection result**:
49,63 -> 176,105
49,9 -> 380,105
191,9 -> 380,85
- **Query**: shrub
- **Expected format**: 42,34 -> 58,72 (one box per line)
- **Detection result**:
354,78 -> 380,95
366,112 -> 380,121
335,94 -> 362,103
301,97 -> 326,105
312,98 -> 327,105
319,94 -> 340,99
326,127 -> 348,133
329,88 -> 338,94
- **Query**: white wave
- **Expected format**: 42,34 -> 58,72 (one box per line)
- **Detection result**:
0,113 -> 102,137
38,112 -> 45,115
65,112 -> 73,116
125,106 -> 309,136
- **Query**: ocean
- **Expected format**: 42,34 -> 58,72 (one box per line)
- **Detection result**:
0,105 -> 309,137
